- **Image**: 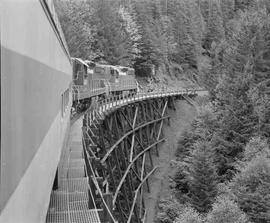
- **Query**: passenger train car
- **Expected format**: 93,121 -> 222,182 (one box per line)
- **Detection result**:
1,0 -> 72,222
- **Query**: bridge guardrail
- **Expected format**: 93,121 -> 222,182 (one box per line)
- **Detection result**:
72,81 -> 106,101
85,88 -> 199,123
82,128 -> 118,223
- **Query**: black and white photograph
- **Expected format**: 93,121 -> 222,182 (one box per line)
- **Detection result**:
1,0 -> 269,222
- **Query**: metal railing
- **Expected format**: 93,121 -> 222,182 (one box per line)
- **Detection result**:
72,77 -> 139,101
72,79 -> 107,101
86,88 -> 198,123
82,130 -> 118,223
109,76 -> 137,92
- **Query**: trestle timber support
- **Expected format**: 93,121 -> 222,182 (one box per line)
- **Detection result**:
82,96 -> 178,223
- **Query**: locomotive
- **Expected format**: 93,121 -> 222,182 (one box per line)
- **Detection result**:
72,57 -> 138,112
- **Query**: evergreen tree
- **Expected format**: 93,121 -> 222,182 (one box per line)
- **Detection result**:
206,195 -> 249,223
174,206 -> 204,223
220,0 -> 235,29
241,136 -> 270,163
230,156 -> 270,223
174,104 -> 219,203
176,104 -> 218,158
171,0 -> 205,72
211,8 -> 270,179
246,9 -> 270,137
132,0 -> 159,76
118,4 -> 142,63
187,141 -> 218,213
203,0 -> 225,50
157,198 -> 184,223
55,0 -> 97,58
90,0 -> 134,65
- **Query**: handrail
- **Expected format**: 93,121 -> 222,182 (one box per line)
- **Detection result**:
94,88 -> 197,114
81,135 -> 101,222
74,87 -> 200,125
82,131 -> 118,223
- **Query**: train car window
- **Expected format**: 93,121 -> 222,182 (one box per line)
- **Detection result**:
87,61 -> 96,68
121,68 -> 128,72
83,74 -> 88,85
78,71 -> 83,79
129,69 -> 135,75
87,68 -> 94,74
95,67 -> 104,74
115,70 -> 119,78
73,72 -> 78,80
73,63 -> 80,80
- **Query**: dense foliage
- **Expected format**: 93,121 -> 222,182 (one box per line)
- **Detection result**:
206,195 -> 249,223
170,0 -> 270,222
54,0 -> 217,79
55,0 -> 270,222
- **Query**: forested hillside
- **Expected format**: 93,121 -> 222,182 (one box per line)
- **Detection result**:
55,0 -> 270,222
55,0 -> 225,84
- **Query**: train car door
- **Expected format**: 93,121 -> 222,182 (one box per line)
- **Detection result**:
76,65 -> 84,85
83,65 -> 88,86
72,61 -> 82,85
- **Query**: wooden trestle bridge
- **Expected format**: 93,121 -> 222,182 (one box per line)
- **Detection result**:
46,89 -> 201,223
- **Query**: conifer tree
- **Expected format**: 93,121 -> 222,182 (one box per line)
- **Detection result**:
211,9 -> 270,179
55,0 -> 97,58
187,141 -> 218,213
230,156 -> 270,223
90,0 -> 134,65
118,4 -> 142,63
206,195 -> 249,223
171,0 -> 205,70
174,206 -> 204,223
241,136 -> 270,163
157,198 -> 184,223
204,0 -> 225,50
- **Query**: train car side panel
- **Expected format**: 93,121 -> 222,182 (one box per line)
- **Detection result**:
0,0 -> 72,222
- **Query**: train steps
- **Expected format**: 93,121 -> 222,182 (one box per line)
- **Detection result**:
46,119 -> 101,223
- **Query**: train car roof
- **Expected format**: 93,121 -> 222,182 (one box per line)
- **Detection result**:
71,57 -> 89,67
40,0 -> 71,64
90,62 -> 134,71
116,65 -> 134,69
85,60 -> 96,67
95,63 -> 111,67
115,66 -> 135,72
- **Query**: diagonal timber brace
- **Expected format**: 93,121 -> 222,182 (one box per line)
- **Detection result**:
82,97 -> 176,222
